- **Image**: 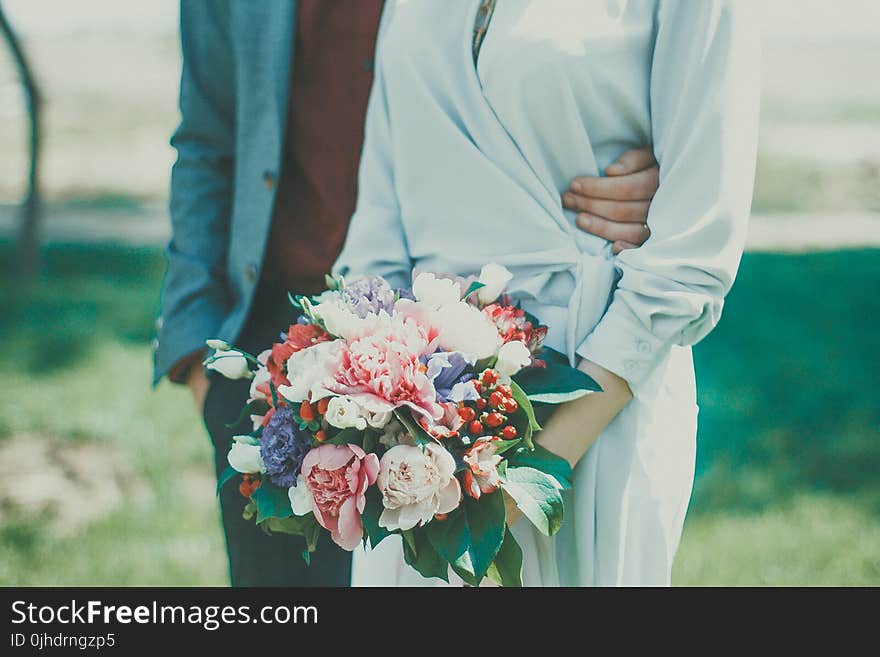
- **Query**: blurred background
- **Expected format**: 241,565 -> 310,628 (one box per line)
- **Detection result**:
1,0 -> 878,586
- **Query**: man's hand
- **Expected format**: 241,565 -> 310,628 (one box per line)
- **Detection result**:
187,364 -> 210,413
563,146 -> 659,254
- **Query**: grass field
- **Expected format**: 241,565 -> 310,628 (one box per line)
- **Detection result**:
1,243 -> 878,586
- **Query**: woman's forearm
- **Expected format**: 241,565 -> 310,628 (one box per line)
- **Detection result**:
504,360 -> 632,525
536,360 -> 632,469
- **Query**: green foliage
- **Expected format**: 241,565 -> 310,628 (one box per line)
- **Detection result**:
486,527 -> 523,587
402,530 -> 449,582
508,381 -> 540,449
252,482 -> 293,523
216,465 -> 239,495
501,466 -> 564,536
514,347 -> 602,403
425,491 -> 506,581
506,443 -> 572,490
394,408 -> 434,448
361,486 -> 393,548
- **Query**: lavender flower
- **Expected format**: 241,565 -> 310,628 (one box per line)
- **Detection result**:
340,276 -> 396,318
260,406 -> 311,487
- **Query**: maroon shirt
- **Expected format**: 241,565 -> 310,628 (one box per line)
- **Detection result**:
262,0 -> 385,293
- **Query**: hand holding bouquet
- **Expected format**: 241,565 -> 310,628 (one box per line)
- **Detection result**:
207,264 -> 601,586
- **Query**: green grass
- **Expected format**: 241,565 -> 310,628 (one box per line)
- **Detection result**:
1,242 -> 878,586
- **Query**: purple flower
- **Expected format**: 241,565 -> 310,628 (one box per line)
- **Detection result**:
260,406 -> 311,488
341,276 -> 396,318
422,351 -> 475,402
396,286 -> 416,302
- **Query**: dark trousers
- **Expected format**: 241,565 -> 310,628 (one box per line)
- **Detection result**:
202,284 -> 352,587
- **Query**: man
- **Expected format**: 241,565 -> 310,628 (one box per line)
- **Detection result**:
153,1 -> 660,587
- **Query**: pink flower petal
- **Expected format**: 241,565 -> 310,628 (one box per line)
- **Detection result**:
334,497 -> 363,551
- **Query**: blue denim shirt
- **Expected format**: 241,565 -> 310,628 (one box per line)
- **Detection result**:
153,1 -> 298,384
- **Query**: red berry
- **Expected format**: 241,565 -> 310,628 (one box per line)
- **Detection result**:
472,380 -> 482,394
315,430 -> 328,442
299,400 -> 316,422
496,384 -> 512,397
501,425 -> 518,440
469,421 -> 483,435
458,406 -> 476,422
502,398 -> 519,414
475,398 -> 487,410
434,513 -> 448,522
481,369 -> 499,386
485,412 -> 505,428
488,390 -> 505,408
316,397 -> 330,416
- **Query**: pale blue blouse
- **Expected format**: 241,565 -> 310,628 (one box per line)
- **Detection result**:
335,0 -> 760,587
334,0 -> 760,390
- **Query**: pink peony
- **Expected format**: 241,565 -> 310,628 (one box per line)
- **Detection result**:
461,437 -> 503,500
326,314 -> 444,424
290,443 -> 379,551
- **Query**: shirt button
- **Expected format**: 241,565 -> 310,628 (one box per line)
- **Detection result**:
245,262 -> 259,283
637,340 -> 651,355
262,170 -> 276,189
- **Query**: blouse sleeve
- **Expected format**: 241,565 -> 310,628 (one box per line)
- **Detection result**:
332,3 -> 412,289
577,0 -> 760,388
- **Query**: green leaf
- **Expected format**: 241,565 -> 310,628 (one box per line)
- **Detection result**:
216,465 -> 239,495
493,438 -> 521,456
361,486 -> 393,548
506,443 -> 572,490
362,429 -> 380,454
514,348 -> 602,403
394,409 -> 434,448
401,529 -> 449,582
509,381 -> 540,449
450,554 -> 483,587
224,398 -> 270,429
324,426 -> 363,446
259,514 -> 312,537
462,280 -> 486,300
486,526 -> 524,587
425,491 -> 506,581
501,466 -> 564,536
252,481 -> 294,522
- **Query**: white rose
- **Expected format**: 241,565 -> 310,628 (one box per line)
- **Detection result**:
365,408 -> 393,429
277,341 -> 340,403
412,272 -> 462,308
312,296 -> 364,339
206,350 -> 253,380
377,443 -> 462,531
324,395 -> 368,431
227,436 -> 265,474
476,263 -> 513,305
289,474 -> 315,516
495,340 -> 532,378
435,302 -> 502,360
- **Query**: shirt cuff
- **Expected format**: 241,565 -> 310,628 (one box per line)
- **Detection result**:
575,297 -> 671,389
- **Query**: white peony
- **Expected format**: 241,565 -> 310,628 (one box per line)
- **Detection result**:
435,302 -> 502,360
377,444 -> 462,531
227,436 -> 265,474
495,340 -> 532,378
206,350 -> 253,379
412,272 -> 462,308
476,263 -> 513,305
277,340 -> 340,403
324,395 -> 368,431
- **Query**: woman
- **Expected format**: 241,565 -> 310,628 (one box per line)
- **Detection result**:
333,0 -> 759,586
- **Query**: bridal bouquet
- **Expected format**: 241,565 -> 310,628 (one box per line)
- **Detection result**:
207,264 -> 600,586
